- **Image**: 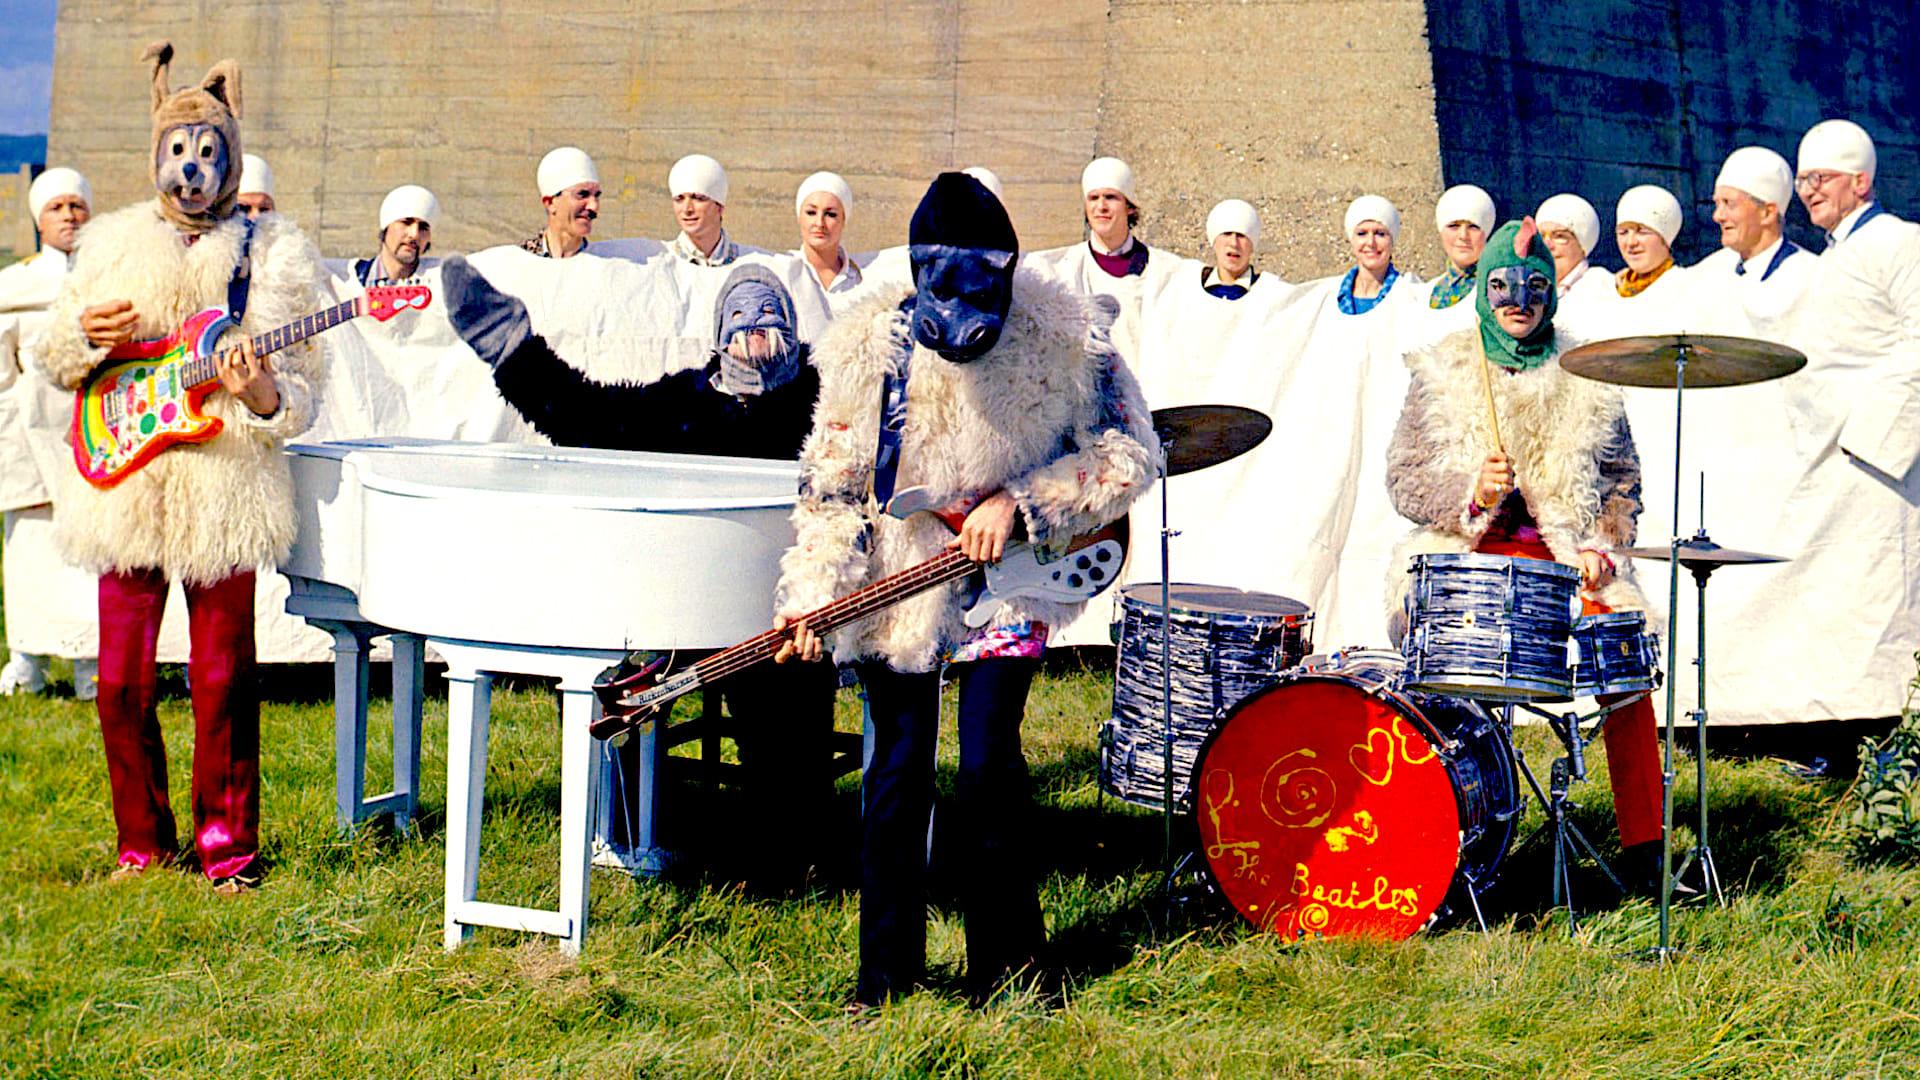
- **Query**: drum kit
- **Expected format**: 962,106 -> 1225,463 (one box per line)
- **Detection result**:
1107,334 -> 1804,953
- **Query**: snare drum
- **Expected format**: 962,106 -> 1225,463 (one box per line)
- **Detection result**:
1402,553 -> 1578,701
1570,612 -> 1662,697
1101,583 -> 1313,810
1194,650 -> 1520,939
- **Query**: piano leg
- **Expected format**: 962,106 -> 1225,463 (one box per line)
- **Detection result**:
556,678 -> 603,957
390,633 -> 426,835
443,668 -> 493,952
321,622 -> 375,833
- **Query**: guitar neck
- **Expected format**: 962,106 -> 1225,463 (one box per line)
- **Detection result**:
660,549 -> 983,702
180,297 -> 361,388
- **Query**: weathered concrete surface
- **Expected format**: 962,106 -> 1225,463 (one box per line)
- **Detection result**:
0,166 -> 32,258
44,0 -> 1446,279
46,3 -> 1916,279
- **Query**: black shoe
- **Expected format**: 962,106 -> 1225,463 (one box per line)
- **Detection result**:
1619,842 -> 1698,900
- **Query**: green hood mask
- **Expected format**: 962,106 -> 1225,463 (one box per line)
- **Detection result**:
1474,218 -> 1558,371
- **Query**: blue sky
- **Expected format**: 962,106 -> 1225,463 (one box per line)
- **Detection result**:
0,0 -> 56,135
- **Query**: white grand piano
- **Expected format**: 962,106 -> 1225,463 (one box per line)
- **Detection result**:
283,438 -> 801,954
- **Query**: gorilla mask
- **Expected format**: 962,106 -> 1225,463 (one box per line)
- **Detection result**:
712,264 -> 803,396
908,172 -> 1019,364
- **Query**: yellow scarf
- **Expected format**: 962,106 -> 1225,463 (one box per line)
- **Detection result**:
1615,258 -> 1674,298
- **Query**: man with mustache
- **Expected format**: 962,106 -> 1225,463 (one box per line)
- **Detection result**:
353,184 -> 439,287
523,146 -> 598,259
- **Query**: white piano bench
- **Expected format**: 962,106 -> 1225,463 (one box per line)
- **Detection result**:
433,639 -> 626,957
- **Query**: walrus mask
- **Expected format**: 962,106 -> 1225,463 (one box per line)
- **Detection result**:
907,172 -> 1018,364
141,41 -> 244,234
711,264 -> 804,396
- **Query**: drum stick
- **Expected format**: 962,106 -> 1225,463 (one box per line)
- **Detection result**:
1476,337 -> 1506,456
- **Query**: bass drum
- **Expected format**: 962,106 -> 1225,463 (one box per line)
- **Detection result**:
1193,651 -> 1520,939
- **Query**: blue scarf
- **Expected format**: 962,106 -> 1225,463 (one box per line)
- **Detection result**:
1337,265 -> 1400,315
1428,262 -> 1476,309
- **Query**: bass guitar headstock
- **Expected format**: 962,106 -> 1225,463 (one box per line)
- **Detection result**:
589,651 -> 672,739
363,281 -> 434,322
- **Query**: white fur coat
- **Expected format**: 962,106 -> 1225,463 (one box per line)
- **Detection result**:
36,201 -> 327,584
776,269 -> 1158,672
1384,326 -> 1647,637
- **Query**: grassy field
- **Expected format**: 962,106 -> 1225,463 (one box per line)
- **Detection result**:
2,644 -> 1918,1078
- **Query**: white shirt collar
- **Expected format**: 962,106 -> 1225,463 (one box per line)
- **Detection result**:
1737,235 -> 1785,276
1560,259 -> 1590,288
1830,202 -> 1875,245
1089,232 -> 1136,257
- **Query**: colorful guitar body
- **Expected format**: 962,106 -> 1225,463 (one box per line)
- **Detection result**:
70,283 -> 432,488
71,307 -> 233,488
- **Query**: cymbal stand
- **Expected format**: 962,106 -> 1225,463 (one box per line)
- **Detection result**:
1654,343 -> 1690,959
1671,524 -> 1728,905
1156,451 -> 1181,895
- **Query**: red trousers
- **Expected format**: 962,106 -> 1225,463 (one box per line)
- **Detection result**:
96,568 -> 260,878
1475,538 -> 1665,848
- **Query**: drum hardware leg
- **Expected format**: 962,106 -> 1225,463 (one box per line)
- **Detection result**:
1511,713 -> 1625,929
1656,343 -> 1691,957
1156,456 -> 1180,897
1459,870 -> 1491,933
1676,549 -> 1727,906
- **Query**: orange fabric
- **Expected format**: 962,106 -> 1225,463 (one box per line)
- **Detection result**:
1615,258 -> 1674,298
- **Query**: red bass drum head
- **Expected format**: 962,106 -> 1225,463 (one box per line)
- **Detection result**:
1193,675 -> 1467,940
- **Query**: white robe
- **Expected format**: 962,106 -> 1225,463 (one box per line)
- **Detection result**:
1551,261 -> 1618,342
1397,275 -> 1480,354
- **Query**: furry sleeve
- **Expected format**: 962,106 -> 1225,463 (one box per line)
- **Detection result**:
1386,366 -> 1492,542
37,238 -> 115,391
219,214 -> 329,439
772,309 -> 897,617
1588,410 -> 1641,550
1003,338 -> 1158,546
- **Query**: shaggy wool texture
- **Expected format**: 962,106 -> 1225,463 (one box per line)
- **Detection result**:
1384,326 -> 1648,640
776,268 -> 1158,672
36,201 -> 328,585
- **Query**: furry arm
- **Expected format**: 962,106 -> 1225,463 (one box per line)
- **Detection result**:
1587,411 -> 1642,550
1386,366 -> 1492,542
38,246 -> 115,391
772,318 -> 892,617
490,333 -> 820,457
217,214 -> 328,439
1002,348 -> 1158,546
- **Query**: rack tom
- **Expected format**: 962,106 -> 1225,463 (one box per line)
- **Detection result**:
1402,553 -> 1578,701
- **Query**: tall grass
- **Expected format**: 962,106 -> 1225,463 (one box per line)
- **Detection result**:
2,650 -> 1917,1078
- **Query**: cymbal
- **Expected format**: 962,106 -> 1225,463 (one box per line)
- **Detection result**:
1151,404 -> 1273,477
1618,540 -> 1788,566
1562,334 -> 1806,388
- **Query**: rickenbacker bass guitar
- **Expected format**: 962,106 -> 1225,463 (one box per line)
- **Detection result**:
71,283 -> 433,488
588,486 -> 1129,740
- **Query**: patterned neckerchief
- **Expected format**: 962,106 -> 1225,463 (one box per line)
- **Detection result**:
1338,264 -> 1400,315
674,229 -> 740,266
1428,262 -> 1476,309
521,231 -> 588,258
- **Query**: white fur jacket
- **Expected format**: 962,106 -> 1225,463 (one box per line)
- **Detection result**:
776,270 -> 1158,672
1384,327 -> 1647,637
36,201 -> 327,585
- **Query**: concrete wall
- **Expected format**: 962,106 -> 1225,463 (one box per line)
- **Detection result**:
1426,0 -> 1920,266
46,0 -> 1450,281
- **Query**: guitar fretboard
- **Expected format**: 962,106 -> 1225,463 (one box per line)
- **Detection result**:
629,548 -> 982,711
178,297 -> 362,389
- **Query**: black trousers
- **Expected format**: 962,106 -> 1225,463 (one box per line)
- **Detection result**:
855,656 -> 1044,1004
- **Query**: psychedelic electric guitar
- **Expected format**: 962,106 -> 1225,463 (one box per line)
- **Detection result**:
70,283 -> 433,488
587,485 -> 1130,740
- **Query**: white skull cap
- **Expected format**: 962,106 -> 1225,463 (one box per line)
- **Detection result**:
238,153 -> 274,197
961,166 -> 1004,203
1797,119 -> 1876,179
1715,146 -> 1793,210
1081,156 -> 1137,203
1343,194 -> 1401,243
794,171 -> 852,216
380,184 -> 440,229
1534,193 -> 1600,255
28,167 -> 90,219
1205,199 -> 1261,246
669,154 -> 729,204
537,147 -> 598,198
1617,184 -> 1684,246
1434,184 -> 1495,234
